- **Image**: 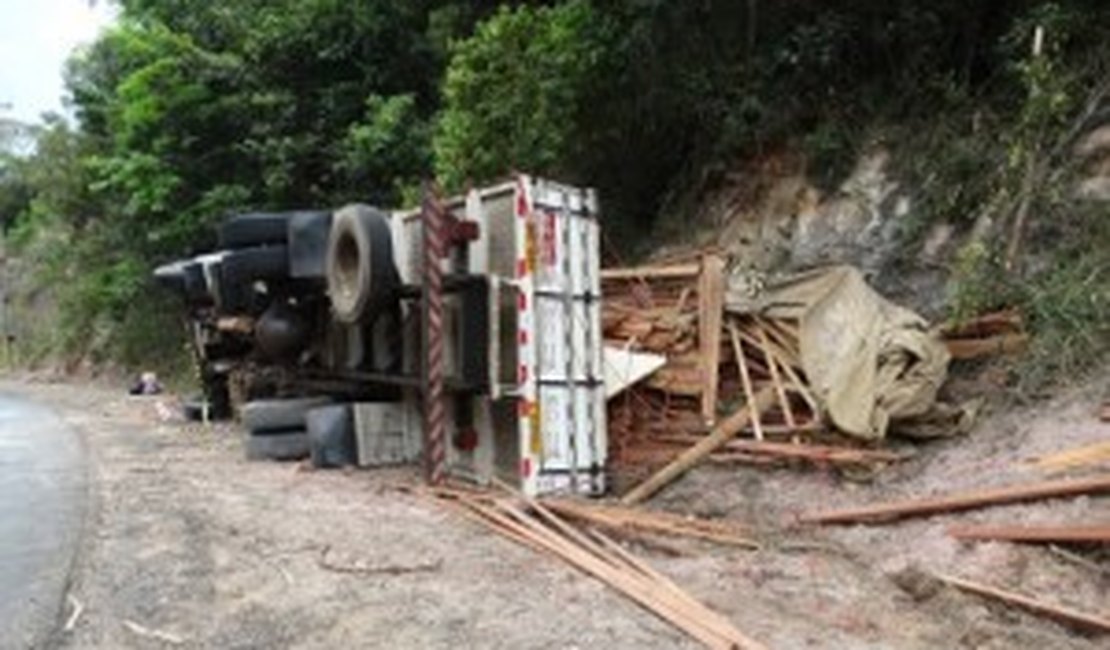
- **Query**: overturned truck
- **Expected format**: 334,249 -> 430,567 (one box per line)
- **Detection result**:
155,176 -> 607,496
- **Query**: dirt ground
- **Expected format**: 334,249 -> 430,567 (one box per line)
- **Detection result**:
9,373 -> 1109,650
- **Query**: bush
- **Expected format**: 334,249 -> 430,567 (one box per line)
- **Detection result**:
434,1 -> 612,191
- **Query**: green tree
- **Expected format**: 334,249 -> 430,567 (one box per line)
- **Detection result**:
435,1 -> 612,190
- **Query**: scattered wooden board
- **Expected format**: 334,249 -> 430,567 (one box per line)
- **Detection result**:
728,321 -> 763,440
698,254 -> 725,425
940,309 -> 1023,338
622,387 -> 777,505
435,487 -> 767,650
802,474 -> 1110,525
945,333 -> 1029,360
756,324 -> 795,429
947,523 -> 1110,544
601,263 -> 702,281
937,573 -> 1110,635
719,440 -> 904,467
1030,442 -> 1110,471
543,498 -> 758,549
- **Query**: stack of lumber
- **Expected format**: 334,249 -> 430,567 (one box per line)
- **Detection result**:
433,486 -> 767,650
940,308 -> 1028,360
604,254 -> 894,477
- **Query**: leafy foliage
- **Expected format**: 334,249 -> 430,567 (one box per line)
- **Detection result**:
2,0 -> 1109,387
435,1 -> 611,190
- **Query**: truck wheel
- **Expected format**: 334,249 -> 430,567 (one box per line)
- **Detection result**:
220,212 -> 290,248
182,262 -> 210,304
306,404 -> 356,468
219,246 -> 290,313
153,261 -> 187,293
244,430 -> 310,461
241,396 -> 332,433
326,205 -> 397,324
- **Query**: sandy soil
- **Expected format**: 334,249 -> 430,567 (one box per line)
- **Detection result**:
8,373 -> 1109,650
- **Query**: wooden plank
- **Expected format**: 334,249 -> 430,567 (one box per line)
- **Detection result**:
733,320 -> 818,416
484,501 -> 739,649
937,573 -> 1110,635
601,263 -> 702,281
945,333 -> 1029,360
776,360 -> 818,421
723,440 -> 904,465
754,316 -> 799,355
1029,442 -> 1110,471
940,309 -> 1023,338
802,474 -> 1110,525
698,254 -> 726,425
733,320 -> 801,370
587,529 -> 764,648
455,493 -> 763,649
622,386 -> 777,505
543,499 -> 757,549
756,324 -> 795,429
947,524 -> 1110,543
525,498 -> 758,647
670,286 -> 693,319
728,320 -> 763,440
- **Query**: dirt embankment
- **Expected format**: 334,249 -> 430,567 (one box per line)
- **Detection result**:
10,376 -> 1109,649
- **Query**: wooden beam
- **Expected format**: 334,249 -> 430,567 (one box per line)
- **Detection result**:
1029,441 -> 1110,471
698,254 -> 726,425
443,489 -> 767,649
947,524 -> 1110,544
754,316 -> 800,358
728,320 -> 763,440
622,386 -> 776,505
756,324 -> 795,429
733,319 -> 801,370
543,498 -> 758,549
734,319 -> 818,416
722,440 -> 904,466
801,474 -> 1110,525
601,263 -> 702,281
945,333 -> 1029,360
937,573 -> 1110,635
940,309 -> 1023,338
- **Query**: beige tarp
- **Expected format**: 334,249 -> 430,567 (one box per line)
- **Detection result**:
726,265 -> 967,440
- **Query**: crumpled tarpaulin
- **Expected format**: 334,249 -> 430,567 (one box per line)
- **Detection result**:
726,265 -> 970,440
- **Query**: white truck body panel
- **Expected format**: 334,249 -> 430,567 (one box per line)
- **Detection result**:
393,175 -> 606,496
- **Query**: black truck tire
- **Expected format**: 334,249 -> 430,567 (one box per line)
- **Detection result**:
244,430 -> 310,461
219,246 -> 290,313
288,210 -> 334,279
241,396 -> 332,433
326,204 -> 397,324
306,404 -> 356,468
182,262 -> 210,304
219,212 -> 290,248
152,261 -> 187,293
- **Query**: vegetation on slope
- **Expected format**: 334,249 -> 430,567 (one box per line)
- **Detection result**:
0,1 -> 1106,386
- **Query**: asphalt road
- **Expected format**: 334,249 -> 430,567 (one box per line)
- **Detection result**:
0,393 -> 86,650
